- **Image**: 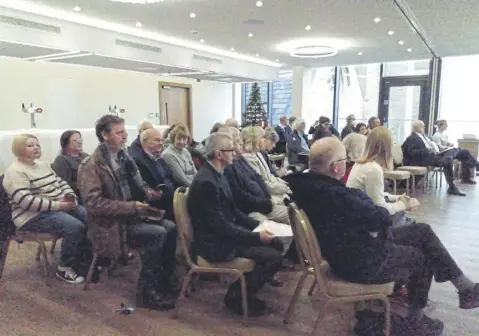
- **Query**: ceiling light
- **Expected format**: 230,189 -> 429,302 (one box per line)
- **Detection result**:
200,39 -> 204,43
135,21 -> 142,27
73,6 -> 81,11
290,46 -> 337,58
248,33 -> 254,37
230,47 -> 235,51
357,52 -> 363,56
255,53 -> 259,57
189,12 -> 196,18
373,17 -> 381,23
388,30 -> 395,35
110,0 -> 164,3
277,38 -> 351,58
305,25 -> 311,31
407,48 -> 412,52
398,40 -> 404,45
256,1 -> 263,7
275,59 -> 279,62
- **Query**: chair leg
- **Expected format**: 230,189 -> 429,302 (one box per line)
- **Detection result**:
308,279 -> 317,296
83,252 -> 99,291
39,242 -> 50,282
0,240 -> 11,279
392,180 -> 397,194
411,175 -> 416,196
311,299 -> 333,335
50,239 -> 57,255
35,245 -> 41,261
381,296 -> 392,336
173,268 -> 195,319
283,270 -> 309,324
406,178 -> 410,195
239,273 -> 249,326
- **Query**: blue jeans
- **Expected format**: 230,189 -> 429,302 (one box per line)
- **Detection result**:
127,219 -> 177,276
20,206 -> 87,267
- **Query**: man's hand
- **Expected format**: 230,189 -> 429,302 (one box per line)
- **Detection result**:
135,201 -> 150,217
259,230 -> 275,244
146,189 -> 163,200
59,201 -> 77,211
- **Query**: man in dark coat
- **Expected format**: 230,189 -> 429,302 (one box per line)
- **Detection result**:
274,116 -> 292,153
188,132 -> 283,317
286,137 -> 479,334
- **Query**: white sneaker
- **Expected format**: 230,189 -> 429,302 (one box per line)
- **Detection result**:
56,266 -> 85,284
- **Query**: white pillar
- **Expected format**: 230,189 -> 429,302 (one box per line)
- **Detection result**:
291,66 -> 305,118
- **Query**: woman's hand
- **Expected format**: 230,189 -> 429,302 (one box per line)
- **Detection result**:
59,201 -> 77,211
406,198 -> 420,211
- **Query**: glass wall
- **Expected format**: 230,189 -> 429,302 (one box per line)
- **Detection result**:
337,63 -> 381,131
302,67 -> 335,128
438,55 -> 479,143
383,59 -> 430,77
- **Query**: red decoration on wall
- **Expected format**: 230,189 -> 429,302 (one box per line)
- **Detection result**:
35,108 -> 43,113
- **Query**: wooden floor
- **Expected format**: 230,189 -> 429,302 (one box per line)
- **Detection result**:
1,179 -> 479,336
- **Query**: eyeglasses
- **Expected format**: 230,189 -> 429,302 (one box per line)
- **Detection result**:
220,149 -> 234,153
330,158 -> 347,167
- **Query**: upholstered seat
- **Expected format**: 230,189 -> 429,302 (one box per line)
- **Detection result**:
197,256 -> 255,272
397,166 -> 428,175
383,170 -> 411,194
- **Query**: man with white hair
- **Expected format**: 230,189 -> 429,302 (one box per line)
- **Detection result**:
402,120 -> 479,196
286,118 -> 309,165
130,120 -> 154,152
225,118 -> 239,129
188,132 -> 283,317
341,114 -> 356,139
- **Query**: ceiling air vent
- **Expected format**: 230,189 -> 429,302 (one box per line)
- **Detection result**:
0,15 -> 61,34
115,39 -> 162,53
192,54 -> 223,64
243,19 -> 265,25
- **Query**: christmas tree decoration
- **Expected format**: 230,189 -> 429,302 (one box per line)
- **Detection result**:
242,82 -> 268,128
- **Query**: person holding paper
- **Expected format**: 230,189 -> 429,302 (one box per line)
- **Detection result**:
188,132 -> 283,317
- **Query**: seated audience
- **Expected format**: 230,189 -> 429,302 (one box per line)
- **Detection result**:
286,118 -> 310,165
161,124 -> 197,187
431,119 -> 454,151
312,123 -> 332,142
128,127 -> 177,220
260,126 -> 281,175
78,115 -> 178,311
162,122 -> 180,149
223,126 -> 289,224
274,116 -> 292,154
402,120 -> 479,196
187,132 -> 283,316
201,122 -> 226,147
367,116 -> 381,134
188,137 -> 207,169
287,137 -> 479,334
309,116 -> 340,138
340,114 -> 356,139
355,122 -> 368,135
340,126 -> 367,183
130,120 -> 153,152
347,127 -> 418,215
225,118 -> 239,129
3,134 -> 86,284
52,130 -> 89,198
243,126 -> 291,204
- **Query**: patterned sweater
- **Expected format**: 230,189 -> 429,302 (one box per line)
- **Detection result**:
3,159 -> 75,228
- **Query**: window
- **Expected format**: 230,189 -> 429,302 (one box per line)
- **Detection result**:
302,67 -> 335,127
383,60 -> 430,77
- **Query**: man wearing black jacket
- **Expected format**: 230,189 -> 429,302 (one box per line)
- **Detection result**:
188,132 -> 283,317
286,137 -> 479,335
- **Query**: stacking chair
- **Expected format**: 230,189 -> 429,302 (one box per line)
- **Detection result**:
172,187 -> 255,325
383,170 -> 411,194
283,203 -> 393,336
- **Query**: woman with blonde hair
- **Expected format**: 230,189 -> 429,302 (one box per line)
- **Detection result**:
2,134 -> 87,284
347,126 -> 419,215
161,123 -> 197,186
242,126 -> 291,204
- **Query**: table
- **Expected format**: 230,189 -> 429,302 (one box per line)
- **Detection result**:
0,125 -> 169,173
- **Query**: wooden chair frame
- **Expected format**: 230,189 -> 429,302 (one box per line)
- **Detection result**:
283,204 -> 392,336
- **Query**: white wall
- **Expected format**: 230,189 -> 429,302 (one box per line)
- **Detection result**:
0,57 -> 233,140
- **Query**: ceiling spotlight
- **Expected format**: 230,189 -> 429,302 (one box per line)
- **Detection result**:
407,48 -> 412,52
248,33 -> 254,37
189,12 -> 196,18
388,30 -> 395,36
398,40 -> 404,45
305,25 -> 311,31
135,21 -> 142,27
275,59 -> 279,62
230,47 -> 235,51
73,6 -> 81,11
373,17 -> 381,23
255,53 -> 259,57
256,1 -> 263,7
200,39 -> 205,43
358,52 -> 363,56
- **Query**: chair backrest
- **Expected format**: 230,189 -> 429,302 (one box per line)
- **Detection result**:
173,186 -> 195,267
392,143 -> 403,165
288,203 -> 327,292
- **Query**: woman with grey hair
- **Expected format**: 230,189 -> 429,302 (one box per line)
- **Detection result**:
286,118 -> 310,165
242,126 -> 291,204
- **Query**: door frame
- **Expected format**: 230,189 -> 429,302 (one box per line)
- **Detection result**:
158,82 -> 193,135
378,75 -> 432,133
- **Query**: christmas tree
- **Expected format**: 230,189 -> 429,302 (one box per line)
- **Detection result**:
242,82 -> 268,127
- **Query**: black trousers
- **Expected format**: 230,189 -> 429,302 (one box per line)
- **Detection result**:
439,148 -> 479,180
229,244 -> 283,297
365,223 -> 462,309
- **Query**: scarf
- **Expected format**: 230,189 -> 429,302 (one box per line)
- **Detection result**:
99,142 -> 146,201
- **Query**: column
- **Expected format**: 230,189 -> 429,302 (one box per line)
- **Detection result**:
291,66 -> 305,118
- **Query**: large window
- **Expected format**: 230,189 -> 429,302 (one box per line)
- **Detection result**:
302,67 -> 335,127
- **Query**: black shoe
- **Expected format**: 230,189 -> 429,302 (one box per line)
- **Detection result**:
136,285 -> 175,311
447,187 -> 466,196
406,315 -> 444,335
268,276 -> 284,287
459,283 -> 479,309
461,179 -> 477,185
165,274 -> 182,296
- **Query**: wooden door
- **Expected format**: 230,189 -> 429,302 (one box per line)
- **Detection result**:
159,84 -> 191,132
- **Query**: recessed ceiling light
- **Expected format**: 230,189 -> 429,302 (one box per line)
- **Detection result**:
398,40 -> 404,45
358,51 -> 363,56
407,48 -> 412,52
73,6 -> 81,11
189,12 -> 196,18
256,1 -> 263,7
275,59 -> 279,62
200,39 -> 205,43
388,30 -> 395,36
248,33 -> 254,37
135,21 -> 142,27
230,47 -> 235,51
305,25 -> 311,31
373,17 -> 381,23
255,53 -> 259,57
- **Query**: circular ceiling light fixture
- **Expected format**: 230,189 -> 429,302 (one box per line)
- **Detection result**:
110,0 -> 164,3
289,45 -> 337,58
256,1 -> 263,7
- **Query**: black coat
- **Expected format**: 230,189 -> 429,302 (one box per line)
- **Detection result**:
287,130 -> 310,164
224,157 -> 273,215
402,132 -> 440,166
286,172 -> 393,283
188,163 -> 261,262
341,125 -> 354,139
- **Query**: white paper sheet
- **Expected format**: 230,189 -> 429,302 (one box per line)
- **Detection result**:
254,220 -> 293,237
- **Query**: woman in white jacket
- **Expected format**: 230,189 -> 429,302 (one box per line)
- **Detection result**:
241,126 -> 291,204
